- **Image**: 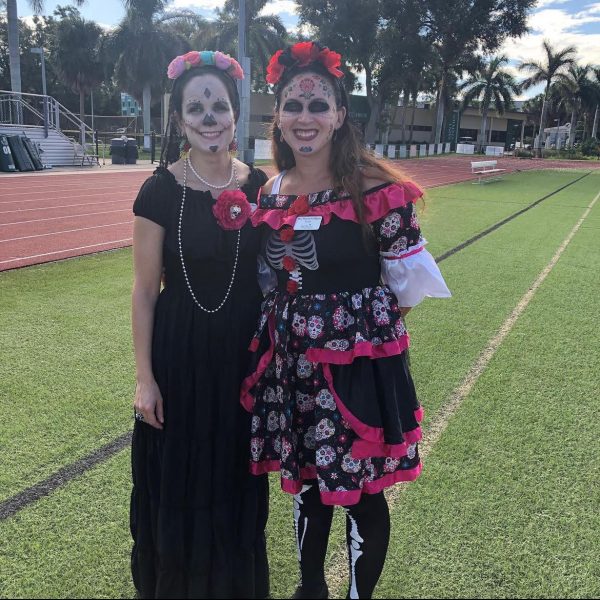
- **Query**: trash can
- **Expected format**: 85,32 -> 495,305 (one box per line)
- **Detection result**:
110,137 -> 127,164
126,138 -> 138,164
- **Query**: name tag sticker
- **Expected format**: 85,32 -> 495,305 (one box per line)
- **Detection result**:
294,216 -> 322,231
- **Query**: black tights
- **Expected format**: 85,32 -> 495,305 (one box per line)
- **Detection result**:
293,482 -> 390,599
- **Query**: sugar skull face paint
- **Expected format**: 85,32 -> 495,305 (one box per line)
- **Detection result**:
179,73 -> 235,155
277,72 -> 346,158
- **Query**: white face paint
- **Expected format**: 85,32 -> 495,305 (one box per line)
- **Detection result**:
277,71 -> 346,157
179,73 -> 235,155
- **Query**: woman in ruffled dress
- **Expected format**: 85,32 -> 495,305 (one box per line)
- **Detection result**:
130,51 -> 269,599
241,42 -> 451,599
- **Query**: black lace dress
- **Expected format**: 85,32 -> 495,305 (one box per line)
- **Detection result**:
130,166 -> 269,599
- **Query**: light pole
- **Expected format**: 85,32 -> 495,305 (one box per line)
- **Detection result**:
30,47 -> 48,138
237,0 -> 251,164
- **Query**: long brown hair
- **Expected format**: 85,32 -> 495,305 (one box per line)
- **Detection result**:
270,61 -> 416,231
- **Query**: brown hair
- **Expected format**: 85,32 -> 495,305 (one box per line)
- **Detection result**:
160,65 -> 240,167
270,61 -> 416,231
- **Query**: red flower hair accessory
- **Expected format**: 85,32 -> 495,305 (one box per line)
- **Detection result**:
212,190 -> 251,230
266,42 -> 343,85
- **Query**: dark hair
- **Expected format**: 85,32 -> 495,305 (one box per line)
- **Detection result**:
271,61 -> 412,233
160,65 -> 240,167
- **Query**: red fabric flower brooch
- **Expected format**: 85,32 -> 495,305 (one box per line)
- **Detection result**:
266,42 -> 343,85
212,190 -> 251,230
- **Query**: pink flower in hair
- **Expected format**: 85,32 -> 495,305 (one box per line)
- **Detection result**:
167,56 -> 186,79
214,51 -> 231,71
229,59 -> 244,80
182,51 -> 201,66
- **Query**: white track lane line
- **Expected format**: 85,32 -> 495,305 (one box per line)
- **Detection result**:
0,221 -> 133,243
0,238 -> 133,265
0,208 -> 130,226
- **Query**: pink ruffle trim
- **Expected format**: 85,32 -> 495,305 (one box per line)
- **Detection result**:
240,315 -> 275,412
251,460 -> 423,506
305,336 -> 409,365
322,364 -> 423,449
251,181 -> 423,230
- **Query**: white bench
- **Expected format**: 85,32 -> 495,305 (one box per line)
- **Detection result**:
471,160 -> 506,184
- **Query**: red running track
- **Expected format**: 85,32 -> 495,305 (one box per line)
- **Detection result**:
1,156 -> 598,271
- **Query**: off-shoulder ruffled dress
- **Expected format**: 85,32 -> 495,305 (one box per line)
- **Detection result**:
241,175 -> 451,506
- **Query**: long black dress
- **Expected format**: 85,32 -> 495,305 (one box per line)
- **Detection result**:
130,166 -> 269,599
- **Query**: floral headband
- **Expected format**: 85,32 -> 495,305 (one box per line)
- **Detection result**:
266,42 -> 343,85
167,50 -> 244,81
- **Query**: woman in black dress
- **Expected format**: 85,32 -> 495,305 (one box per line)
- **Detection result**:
242,42 -> 451,598
130,51 -> 269,599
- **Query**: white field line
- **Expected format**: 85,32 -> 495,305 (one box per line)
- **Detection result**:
323,186 -> 600,595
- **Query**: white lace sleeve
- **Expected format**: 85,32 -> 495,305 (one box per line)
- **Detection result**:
380,240 -> 451,307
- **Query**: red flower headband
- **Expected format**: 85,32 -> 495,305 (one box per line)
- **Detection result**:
266,42 -> 343,85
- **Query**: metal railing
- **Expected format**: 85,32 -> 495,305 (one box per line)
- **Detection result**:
0,90 -> 97,164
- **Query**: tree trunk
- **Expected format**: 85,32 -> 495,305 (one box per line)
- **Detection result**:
408,92 -> 417,145
567,107 -> 577,148
536,86 -> 550,156
592,105 -> 599,139
143,83 -> 152,150
80,90 -> 85,147
399,91 -> 409,143
434,73 -> 446,145
364,96 -> 381,144
479,108 -> 488,152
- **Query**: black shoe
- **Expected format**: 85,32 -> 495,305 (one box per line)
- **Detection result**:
291,583 -> 329,599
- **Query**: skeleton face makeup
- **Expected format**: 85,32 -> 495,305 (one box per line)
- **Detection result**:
278,72 -> 346,158
179,74 -> 235,155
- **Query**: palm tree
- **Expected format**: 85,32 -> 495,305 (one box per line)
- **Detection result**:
3,0 -> 85,96
110,0 -> 200,149
208,0 -> 287,91
52,14 -> 104,145
519,40 -> 577,155
554,65 -> 598,147
589,67 -> 600,140
460,55 -> 520,150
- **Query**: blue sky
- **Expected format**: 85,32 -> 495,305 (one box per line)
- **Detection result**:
15,0 -> 600,99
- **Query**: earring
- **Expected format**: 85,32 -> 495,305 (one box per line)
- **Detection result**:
179,137 -> 191,159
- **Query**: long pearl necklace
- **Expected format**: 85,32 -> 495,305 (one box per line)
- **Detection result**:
178,157 -> 241,313
188,149 -> 235,189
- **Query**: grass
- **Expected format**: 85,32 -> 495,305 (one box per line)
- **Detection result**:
1,170 -> 599,598
376,197 -> 600,599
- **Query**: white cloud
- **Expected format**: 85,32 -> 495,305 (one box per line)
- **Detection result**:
536,0 -> 570,7
498,5 -> 600,98
170,0 -> 223,9
260,1 -> 298,16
